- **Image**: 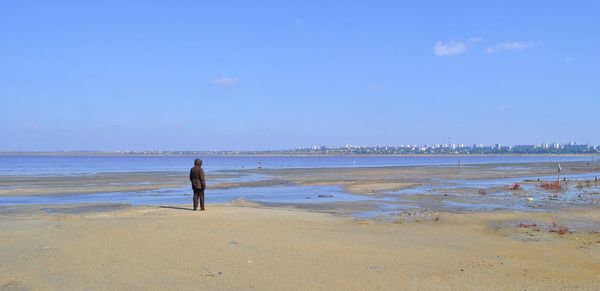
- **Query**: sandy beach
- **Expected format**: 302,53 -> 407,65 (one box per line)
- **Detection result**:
2,160 -> 600,290
1,204 -> 600,290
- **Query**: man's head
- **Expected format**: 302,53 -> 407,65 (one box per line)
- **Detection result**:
194,159 -> 203,166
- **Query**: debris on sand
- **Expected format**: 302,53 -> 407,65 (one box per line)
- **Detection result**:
514,222 -> 572,236
576,180 -> 594,189
549,222 -> 570,235
317,194 -> 334,198
478,189 -> 486,195
540,182 -> 563,191
509,183 -> 521,191
388,209 -> 441,223
517,223 -> 540,231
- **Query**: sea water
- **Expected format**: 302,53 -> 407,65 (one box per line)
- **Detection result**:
0,155 -> 593,176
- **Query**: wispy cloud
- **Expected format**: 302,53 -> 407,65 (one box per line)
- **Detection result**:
484,41 -> 540,54
434,41 -> 467,56
211,77 -> 239,87
469,36 -> 483,43
433,37 -> 482,56
19,122 -> 40,130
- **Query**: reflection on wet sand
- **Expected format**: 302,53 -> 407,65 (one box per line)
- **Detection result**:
1,161 -> 599,219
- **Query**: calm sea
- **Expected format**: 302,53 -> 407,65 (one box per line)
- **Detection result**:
0,155 -> 595,176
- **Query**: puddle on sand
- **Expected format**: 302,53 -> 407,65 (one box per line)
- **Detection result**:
40,204 -> 130,214
0,185 -> 369,207
2,172 -> 600,219
381,173 -> 600,212
220,185 -> 368,204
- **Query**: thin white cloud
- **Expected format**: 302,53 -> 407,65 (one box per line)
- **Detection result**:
434,41 -> 467,56
211,77 -> 239,87
19,122 -> 40,130
484,41 -> 540,54
433,37 -> 482,56
468,36 -> 483,43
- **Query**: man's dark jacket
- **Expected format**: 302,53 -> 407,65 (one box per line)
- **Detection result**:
189,166 -> 206,190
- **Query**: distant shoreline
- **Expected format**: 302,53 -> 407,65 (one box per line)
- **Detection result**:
0,151 -> 598,157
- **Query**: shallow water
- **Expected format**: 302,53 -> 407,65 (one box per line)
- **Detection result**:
0,185 -> 369,207
4,176 -> 597,218
383,172 -> 600,211
1,156 -> 599,218
0,155 -> 594,176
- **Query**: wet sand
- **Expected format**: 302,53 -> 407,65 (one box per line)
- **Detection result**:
1,204 -> 600,290
2,161 -> 598,197
0,171 -> 240,197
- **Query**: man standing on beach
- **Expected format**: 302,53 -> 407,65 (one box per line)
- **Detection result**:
189,159 -> 206,211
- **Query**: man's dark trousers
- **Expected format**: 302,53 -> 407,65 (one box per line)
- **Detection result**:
193,188 -> 205,210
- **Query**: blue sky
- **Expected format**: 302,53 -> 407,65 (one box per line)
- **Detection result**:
1,1 -> 598,151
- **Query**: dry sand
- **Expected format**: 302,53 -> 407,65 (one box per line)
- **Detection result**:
2,205 -> 600,290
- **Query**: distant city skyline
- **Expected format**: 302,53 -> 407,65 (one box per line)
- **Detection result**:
299,141 -> 594,149
2,141 -> 599,154
1,1 -> 599,151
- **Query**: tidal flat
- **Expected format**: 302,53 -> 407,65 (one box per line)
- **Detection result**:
2,161 -> 599,214
2,160 -> 600,289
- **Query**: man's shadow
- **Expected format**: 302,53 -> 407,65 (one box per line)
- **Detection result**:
158,206 -> 195,211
